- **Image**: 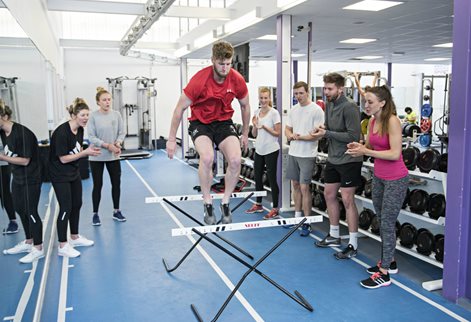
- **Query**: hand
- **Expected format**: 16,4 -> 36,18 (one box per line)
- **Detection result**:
353,72 -> 359,78
166,140 -> 176,159
107,143 -> 120,155
345,141 -> 367,157
251,115 -> 258,127
113,142 -> 122,156
311,126 -> 326,140
85,144 -> 101,157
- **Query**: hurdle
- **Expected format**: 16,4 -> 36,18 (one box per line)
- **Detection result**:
148,191 -> 320,321
148,191 -> 268,262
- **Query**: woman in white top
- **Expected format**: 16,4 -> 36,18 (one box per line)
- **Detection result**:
245,87 -> 281,219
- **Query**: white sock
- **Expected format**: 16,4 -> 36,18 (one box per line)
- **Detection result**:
349,232 -> 358,249
329,225 -> 340,238
295,211 -> 303,218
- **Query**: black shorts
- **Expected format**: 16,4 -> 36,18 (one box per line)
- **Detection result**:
189,120 -> 238,147
324,161 -> 362,188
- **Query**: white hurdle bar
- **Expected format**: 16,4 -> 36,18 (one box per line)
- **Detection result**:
145,191 -> 267,204
172,215 -> 323,236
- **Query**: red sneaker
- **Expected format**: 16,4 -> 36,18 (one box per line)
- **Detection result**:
245,204 -> 264,214
263,208 -> 280,219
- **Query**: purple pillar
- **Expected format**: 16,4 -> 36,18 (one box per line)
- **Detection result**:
443,0 -> 471,301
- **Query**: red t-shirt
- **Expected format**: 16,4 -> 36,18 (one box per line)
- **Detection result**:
184,66 -> 248,124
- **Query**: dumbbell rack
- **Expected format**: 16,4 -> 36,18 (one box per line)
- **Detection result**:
313,153 -> 446,269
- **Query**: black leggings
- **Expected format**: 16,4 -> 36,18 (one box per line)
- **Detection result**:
12,182 -> 43,245
0,165 -> 15,220
254,150 -> 280,208
52,177 -> 82,243
90,160 -> 121,212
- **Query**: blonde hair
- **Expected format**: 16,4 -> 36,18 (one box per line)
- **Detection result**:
96,86 -> 110,103
258,87 -> 273,107
0,103 -> 13,120
67,98 -> 89,116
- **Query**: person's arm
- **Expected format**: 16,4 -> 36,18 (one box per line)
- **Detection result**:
115,113 -> 126,147
0,154 -> 30,166
167,93 -> 192,159
364,117 -> 373,149
372,71 -> 379,87
324,106 -> 361,143
346,117 -> 402,160
238,94 -> 251,150
285,125 -> 295,141
262,122 -> 281,137
87,115 -> 103,148
353,72 -> 366,97
59,144 -> 101,164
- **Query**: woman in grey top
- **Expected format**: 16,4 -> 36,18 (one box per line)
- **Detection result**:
88,87 -> 126,225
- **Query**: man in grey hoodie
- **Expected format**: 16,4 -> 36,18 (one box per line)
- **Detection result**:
311,72 -> 362,259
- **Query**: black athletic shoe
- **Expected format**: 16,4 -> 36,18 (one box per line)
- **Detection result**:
367,261 -> 398,275
360,271 -> 391,289
5,221 -> 19,234
220,203 -> 232,224
315,234 -> 341,247
204,204 -> 217,225
334,244 -> 357,259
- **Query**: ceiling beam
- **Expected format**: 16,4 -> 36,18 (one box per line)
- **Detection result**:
165,6 -> 232,19
47,0 -> 145,15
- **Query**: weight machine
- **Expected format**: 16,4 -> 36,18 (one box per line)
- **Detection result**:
0,76 -> 20,122
107,76 -> 157,158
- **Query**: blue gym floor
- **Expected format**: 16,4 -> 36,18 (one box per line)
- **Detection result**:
1,150 -> 470,321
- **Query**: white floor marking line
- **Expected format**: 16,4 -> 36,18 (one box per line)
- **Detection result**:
57,253 -> 70,322
308,233 -> 469,321
3,316 -> 14,321
33,189 -> 59,322
146,191 -> 267,203
126,160 -> 264,322
9,187 -> 54,322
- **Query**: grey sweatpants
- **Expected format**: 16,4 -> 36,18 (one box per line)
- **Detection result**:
371,175 -> 409,269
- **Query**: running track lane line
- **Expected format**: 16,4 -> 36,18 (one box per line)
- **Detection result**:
125,159 -> 264,322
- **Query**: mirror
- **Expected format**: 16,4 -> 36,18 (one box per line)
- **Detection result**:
0,6 -> 54,321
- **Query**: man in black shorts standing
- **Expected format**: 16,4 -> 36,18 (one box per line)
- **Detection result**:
311,72 -> 362,259
167,41 -> 250,225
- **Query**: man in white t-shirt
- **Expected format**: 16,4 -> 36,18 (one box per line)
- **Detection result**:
285,81 -> 325,236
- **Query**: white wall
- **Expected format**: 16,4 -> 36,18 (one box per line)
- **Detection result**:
0,47 -> 50,140
63,48 -> 181,145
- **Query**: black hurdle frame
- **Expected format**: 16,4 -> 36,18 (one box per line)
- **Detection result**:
166,215 -> 314,321
162,193 -> 256,271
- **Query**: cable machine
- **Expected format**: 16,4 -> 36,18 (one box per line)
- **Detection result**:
0,76 -> 20,122
106,76 -> 157,159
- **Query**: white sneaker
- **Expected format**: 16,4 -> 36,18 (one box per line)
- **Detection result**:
58,243 -> 80,258
69,235 -> 94,247
3,240 -> 33,255
19,247 -> 44,263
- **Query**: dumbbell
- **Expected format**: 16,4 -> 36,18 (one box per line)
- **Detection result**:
262,172 -> 270,187
434,234 -> 445,262
370,215 -> 380,235
408,189 -> 430,215
402,188 -> 410,209
417,149 -> 441,173
338,198 -> 346,221
312,164 -> 322,181
427,193 -> 446,219
416,228 -> 435,256
395,220 -> 401,239
359,208 -> 375,230
399,222 -> 417,248
314,191 -> 327,211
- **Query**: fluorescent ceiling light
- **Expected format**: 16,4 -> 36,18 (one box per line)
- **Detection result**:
257,35 -> 277,40
356,55 -> 383,60
292,53 -> 305,57
433,43 -> 453,48
340,38 -> 376,44
424,58 -> 450,62
343,1 -> 403,12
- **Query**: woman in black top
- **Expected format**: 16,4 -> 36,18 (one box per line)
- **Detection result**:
0,104 -> 44,264
49,98 -> 100,258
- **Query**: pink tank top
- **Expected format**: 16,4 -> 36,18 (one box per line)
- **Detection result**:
369,118 -> 408,180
